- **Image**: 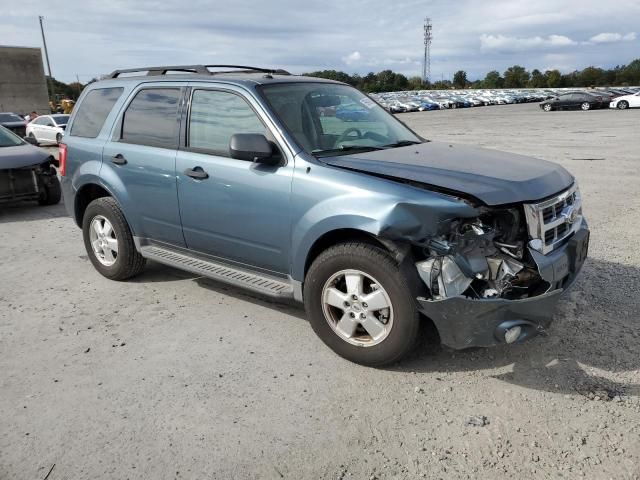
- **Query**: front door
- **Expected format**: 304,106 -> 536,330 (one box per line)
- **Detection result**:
101,85 -> 185,246
176,87 -> 293,274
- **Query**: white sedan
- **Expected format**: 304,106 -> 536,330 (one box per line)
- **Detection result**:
25,114 -> 70,145
609,91 -> 640,110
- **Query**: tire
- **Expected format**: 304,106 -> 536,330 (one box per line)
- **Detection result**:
304,242 -> 420,366
618,101 -> 629,110
581,102 -> 591,111
543,104 -> 552,112
82,197 -> 146,280
56,133 -> 62,144
37,174 -> 61,205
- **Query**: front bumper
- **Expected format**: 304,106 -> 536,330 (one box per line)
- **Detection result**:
417,220 -> 589,350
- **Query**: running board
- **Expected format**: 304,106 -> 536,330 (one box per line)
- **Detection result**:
140,245 -> 294,299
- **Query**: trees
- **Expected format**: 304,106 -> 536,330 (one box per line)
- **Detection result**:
528,69 -> 546,88
503,65 -> 530,88
482,71 -> 503,88
544,70 -> 562,88
453,70 -> 468,88
301,58 -> 640,93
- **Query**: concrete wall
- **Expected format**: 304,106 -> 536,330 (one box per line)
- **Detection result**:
0,45 -> 50,115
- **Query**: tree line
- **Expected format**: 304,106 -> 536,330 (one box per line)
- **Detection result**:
47,58 -> 640,99
306,58 -> 640,92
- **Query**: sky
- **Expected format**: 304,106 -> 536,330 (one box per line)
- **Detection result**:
2,0 -> 639,84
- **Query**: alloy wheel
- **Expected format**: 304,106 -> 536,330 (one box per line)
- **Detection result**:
321,269 -> 394,347
89,215 -> 118,266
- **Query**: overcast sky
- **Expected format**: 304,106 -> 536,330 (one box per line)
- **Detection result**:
3,0 -> 639,83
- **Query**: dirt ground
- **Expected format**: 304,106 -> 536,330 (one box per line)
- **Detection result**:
1,104 -> 639,479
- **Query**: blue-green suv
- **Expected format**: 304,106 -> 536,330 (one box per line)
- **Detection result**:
60,65 -> 589,365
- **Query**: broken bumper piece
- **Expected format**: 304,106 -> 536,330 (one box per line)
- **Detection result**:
418,220 -> 589,350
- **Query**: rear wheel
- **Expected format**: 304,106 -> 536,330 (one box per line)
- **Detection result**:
581,102 -> 591,111
617,101 -> 629,110
304,242 -> 420,366
82,197 -> 146,280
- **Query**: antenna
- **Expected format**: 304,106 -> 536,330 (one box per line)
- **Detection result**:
422,18 -> 433,84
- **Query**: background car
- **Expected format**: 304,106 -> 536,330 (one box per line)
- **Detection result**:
26,114 -> 70,145
0,125 -> 60,205
609,91 -> 640,109
0,112 -> 28,138
539,92 -> 601,111
335,104 -> 371,121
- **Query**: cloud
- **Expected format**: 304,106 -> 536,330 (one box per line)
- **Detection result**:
480,34 -> 577,52
588,32 -> 637,43
342,51 -> 362,65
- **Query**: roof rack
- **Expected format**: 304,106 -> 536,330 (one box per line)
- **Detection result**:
107,65 -> 291,79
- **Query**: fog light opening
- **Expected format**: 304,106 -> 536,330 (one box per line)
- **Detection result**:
504,326 -> 522,344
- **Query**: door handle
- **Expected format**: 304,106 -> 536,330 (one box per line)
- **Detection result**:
111,154 -> 127,165
184,167 -> 209,180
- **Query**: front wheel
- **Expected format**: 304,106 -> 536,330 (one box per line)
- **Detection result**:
543,104 -> 552,112
581,102 -> 591,111
56,133 -> 62,144
617,101 -> 629,110
82,197 -> 146,280
37,173 -> 61,205
304,242 -> 420,366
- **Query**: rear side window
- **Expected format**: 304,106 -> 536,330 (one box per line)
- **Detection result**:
70,87 -> 123,138
121,88 -> 181,149
188,90 -> 266,156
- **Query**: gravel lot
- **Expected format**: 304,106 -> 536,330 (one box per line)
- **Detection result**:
1,104 -> 639,479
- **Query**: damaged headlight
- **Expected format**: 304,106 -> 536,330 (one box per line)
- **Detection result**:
415,212 -> 534,300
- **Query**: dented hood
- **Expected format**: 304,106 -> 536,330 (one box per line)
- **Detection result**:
323,142 -> 574,205
0,144 -> 50,169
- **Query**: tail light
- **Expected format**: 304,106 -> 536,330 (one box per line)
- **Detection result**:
58,143 -> 68,176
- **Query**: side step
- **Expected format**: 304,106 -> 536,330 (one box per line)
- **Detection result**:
140,245 -> 294,299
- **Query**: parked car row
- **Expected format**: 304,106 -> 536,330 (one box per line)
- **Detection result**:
369,87 -> 640,113
0,113 -> 70,146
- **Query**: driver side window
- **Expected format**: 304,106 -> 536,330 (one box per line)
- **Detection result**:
189,90 -> 266,157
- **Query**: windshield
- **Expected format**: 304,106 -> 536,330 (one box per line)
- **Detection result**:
51,114 -> 70,124
0,126 -> 25,147
0,113 -> 24,123
260,83 -> 421,157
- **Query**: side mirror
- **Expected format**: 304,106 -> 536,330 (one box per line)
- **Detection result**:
23,136 -> 39,146
229,133 -> 278,165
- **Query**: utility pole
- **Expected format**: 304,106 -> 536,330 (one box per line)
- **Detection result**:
39,16 -> 55,104
422,18 -> 432,84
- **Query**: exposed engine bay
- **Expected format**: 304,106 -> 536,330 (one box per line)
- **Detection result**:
416,208 -> 549,300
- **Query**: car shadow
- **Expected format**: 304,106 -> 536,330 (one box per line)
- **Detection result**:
0,201 -> 68,224
394,257 -> 640,398
132,256 -> 639,397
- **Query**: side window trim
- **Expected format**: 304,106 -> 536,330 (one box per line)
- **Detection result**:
116,86 -> 184,150
183,87 -> 283,161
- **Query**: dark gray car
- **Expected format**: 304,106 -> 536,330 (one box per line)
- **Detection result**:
0,125 -> 60,205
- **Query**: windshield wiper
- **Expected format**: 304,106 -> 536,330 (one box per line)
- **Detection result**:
312,145 -> 385,157
380,140 -> 422,148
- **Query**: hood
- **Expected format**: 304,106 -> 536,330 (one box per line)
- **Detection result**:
0,144 -> 51,169
1,121 -> 27,129
323,141 -> 574,206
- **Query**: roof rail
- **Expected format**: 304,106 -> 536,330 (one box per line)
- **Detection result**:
107,65 -> 290,79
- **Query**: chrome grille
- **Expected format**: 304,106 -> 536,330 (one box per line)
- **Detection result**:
524,183 -> 583,255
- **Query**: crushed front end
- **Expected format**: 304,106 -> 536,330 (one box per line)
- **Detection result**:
414,183 -> 589,349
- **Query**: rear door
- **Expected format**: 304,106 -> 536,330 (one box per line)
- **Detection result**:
175,85 -> 293,274
101,83 -> 186,246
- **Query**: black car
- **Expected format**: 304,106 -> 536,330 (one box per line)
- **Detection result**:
0,125 -> 60,205
0,112 -> 27,138
539,92 -> 601,111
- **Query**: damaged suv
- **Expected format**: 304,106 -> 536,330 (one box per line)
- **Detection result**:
60,65 -> 589,366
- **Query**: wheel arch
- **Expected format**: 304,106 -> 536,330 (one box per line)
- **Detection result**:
74,182 -> 113,227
